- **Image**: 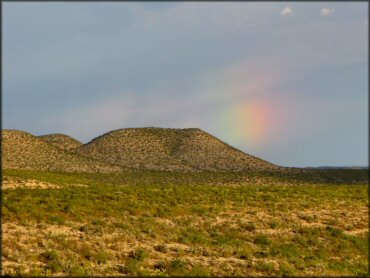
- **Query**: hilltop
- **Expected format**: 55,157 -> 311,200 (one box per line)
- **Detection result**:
38,134 -> 82,151
76,127 -> 280,172
2,130 -> 121,173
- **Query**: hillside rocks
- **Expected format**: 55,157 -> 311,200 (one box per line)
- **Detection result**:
76,128 -> 280,172
2,130 -> 121,173
2,127 -> 280,173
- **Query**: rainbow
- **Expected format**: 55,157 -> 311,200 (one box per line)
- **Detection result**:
224,99 -> 275,146
202,58 -> 294,150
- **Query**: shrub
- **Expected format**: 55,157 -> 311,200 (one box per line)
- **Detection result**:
236,246 -> 253,260
95,251 -> 109,265
326,226 -> 343,237
46,260 -> 63,273
91,219 -> 106,226
220,246 -> 235,257
255,261 -> 276,273
154,261 -> 166,271
48,215 -> 66,225
154,244 -> 168,253
40,250 -> 59,262
68,265 -> 88,276
243,222 -> 256,232
79,224 -> 104,235
124,259 -> 143,276
179,228 -> 208,244
275,243 -> 300,258
278,262 -> 295,276
254,235 -> 271,246
269,221 -> 279,229
40,250 -> 63,274
188,264 -> 210,276
166,259 -> 188,275
129,248 -> 147,262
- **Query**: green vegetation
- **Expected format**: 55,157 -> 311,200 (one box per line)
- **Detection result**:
4,167 -> 368,187
2,169 -> 368,276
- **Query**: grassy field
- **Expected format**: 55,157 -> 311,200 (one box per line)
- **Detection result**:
2,169 -> 369,276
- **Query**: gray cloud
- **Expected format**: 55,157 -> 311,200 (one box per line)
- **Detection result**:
281,6 -> 294,16
321,8 -> 335,16
3,2 -> 368,167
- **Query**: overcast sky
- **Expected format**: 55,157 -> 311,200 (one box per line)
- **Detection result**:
3,2 -> 368,167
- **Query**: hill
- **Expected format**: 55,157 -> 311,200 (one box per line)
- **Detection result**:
2,130 -> 121,173
38,133 -> 82,151
76,127 -> 280,172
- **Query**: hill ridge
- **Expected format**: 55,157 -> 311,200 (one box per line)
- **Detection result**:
76,127 -> 279,172
2,127 -> 280,172
84,127 -> 203,146
38,133 -> 82,151
2,129 -> 121,173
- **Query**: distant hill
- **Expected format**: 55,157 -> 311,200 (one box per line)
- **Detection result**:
2,130 -> 121,173
76,127 -> 280,172
38,134 -> 82,151
2,128 -> 280,173
2,128 -> 367,184
313,166 -> 368,170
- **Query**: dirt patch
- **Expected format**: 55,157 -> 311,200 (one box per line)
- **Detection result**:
2,176 -> 89,189
155,218 -> 176,227
344,228 -> 369,236
2,177 -> 61,189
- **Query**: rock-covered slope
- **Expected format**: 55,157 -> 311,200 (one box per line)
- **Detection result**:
38,134 -> 82,151
76,127 -> 279,172
2,130 -> 121,173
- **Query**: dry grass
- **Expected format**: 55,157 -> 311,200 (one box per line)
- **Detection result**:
2,169 -> 368,276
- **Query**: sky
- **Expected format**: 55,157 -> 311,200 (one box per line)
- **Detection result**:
3,2 -> 368,167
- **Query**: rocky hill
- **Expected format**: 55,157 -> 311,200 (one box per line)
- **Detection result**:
2,130 -> 121,173
2,128 -> 280,172
38,134 -> 82,151
76,127 -> 279,172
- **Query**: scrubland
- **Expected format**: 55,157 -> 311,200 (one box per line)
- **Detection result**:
2,169 -> 368,276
